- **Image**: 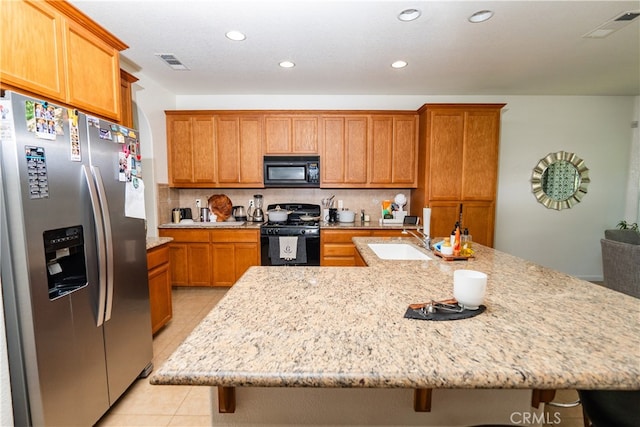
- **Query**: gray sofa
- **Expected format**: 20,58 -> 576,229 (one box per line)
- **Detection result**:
600,229 -> 640,298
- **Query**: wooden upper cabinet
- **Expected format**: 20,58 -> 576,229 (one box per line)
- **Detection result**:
264,115 -> 318,154
320,115 -> 368,186
120,69 -> 138,128
369,115 -> 418,187
0,0 -> 66,101
166,113 -> 215,187
0,0 -> 127,121
64,19 -> 121,122
215,115 -> 263,186
425,105 -> 503,201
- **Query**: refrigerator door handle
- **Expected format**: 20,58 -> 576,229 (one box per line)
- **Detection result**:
82,165 -> 107,327
91,166 -> 115,322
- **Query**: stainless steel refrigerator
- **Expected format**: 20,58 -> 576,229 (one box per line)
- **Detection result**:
0,91 -> 153,426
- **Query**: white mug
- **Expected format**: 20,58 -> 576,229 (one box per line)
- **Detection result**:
453,269 -> 487,310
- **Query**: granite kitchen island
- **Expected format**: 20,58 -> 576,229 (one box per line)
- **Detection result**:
151,237 -> 640,425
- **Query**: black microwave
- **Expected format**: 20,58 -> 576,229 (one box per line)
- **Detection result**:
263,155 -> 320,187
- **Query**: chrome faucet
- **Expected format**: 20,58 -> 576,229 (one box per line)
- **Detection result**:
402,227 -> 431,250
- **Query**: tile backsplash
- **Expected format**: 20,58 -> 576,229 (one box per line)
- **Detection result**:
156,185 -> 413,224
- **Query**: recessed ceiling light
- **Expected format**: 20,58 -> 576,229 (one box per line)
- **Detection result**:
279,61 -> 295,68
468,10 -> 494,23
225,30 -> 246,41
391,60 -> 408,69
398,8 -> 421,22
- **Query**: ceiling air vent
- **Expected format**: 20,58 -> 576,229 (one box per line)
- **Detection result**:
583,10 -> 640,38
155,53 -> 190,70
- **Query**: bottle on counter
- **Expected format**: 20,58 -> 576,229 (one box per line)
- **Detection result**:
462,228 -> 472,256
453,225 -> 461,256
450,222 -> 459,247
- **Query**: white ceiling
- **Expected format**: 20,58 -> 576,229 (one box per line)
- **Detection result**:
69,0 -> 640,96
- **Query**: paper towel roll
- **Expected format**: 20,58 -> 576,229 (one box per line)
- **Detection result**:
423,207 -> 431,237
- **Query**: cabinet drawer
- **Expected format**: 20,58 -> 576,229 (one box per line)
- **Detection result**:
147,245 -> 169,270
321,229 -> 370,243
323,243 -> 356,257
159,229 -> 210,243
211,229 -> 259,243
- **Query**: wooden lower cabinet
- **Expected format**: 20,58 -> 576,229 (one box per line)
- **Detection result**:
211,230 -> 260,286
147,244 -> 173,334
428,201 -> 495,247
321,229 -> 405,266
159,228 -> 260,287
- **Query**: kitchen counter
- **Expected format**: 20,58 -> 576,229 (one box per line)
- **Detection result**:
158,221 -> 263,229
151,236 -> 640,391
158,221 -> 416,231
146,236 -> 173,250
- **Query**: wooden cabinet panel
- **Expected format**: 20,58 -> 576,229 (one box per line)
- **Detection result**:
166,113 -> 215,186
321,229 -> 371,266
216,116 -> 263,185
211,229 -> 260,286
167,243 -> 188,285
211,244 -> 236,286
369,115 -> 417,187
64,19 -> 121,121
427,111 -> 465,200
369,117 -> 394,184
119,69 -> 138,128
192,116 -> 216,183
461,111 -> 501,200
411,104 -> 504,248
188,244 -> 211,286
428,202 -> 462,241
0,0 -> 66,100
461,202 -> 495,247
234,243 -> 260,280
321,116 -> 368,186
147,245 -> 172,334
264,115 -> 318,154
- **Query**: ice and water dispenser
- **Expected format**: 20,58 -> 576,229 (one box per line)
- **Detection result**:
44,225 -> 88,299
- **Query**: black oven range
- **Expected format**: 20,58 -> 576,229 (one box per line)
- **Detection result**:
260,203 -> 321,266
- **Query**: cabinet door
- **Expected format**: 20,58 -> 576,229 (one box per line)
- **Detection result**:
64,19 -> 121,121
191,116 -> 216,183
428,202 -> 461,240
0,0 -> 66,100
166,114 -> 215,186
216,115 -> 263,185
168,243 -> 189,286
148,262 -> 172,334
188,244 -> 211,286
462,202 -> 495,248
427,110 -> 465,200
392,116 -> 417,185
234,243 -> 259,280
211,244 -> 236,286
369,117 -> 394,184
167,115 -> 194,185
321,116 -> 368,185
264,115 -> 318,154
369,115 -> 417,186
461,110 -> 501,200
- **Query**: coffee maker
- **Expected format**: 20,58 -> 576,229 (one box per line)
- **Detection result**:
249,194 -> 264,222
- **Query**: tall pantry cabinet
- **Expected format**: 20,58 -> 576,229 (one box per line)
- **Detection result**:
411,104 -> 505,247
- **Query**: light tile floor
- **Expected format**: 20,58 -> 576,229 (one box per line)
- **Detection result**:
95,286 -> 588,427
95,287 -> 228,427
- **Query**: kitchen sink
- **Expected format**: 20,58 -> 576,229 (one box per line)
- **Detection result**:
367,243 -> 431,261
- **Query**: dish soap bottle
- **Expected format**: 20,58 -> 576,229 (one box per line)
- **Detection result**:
453,225 -> 461,256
